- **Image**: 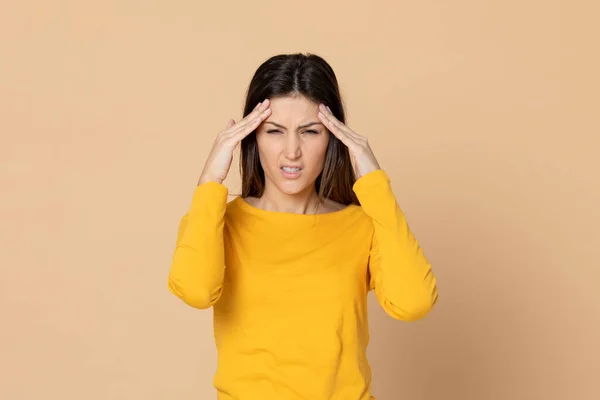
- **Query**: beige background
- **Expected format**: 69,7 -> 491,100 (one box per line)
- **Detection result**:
1,1 -> 598,399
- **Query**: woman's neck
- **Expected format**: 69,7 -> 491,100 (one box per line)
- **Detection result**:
248,185 -> 322,215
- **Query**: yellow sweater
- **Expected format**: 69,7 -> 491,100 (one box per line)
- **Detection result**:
168,169 -> 438,400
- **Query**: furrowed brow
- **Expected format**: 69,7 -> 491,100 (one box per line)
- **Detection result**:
265,121 -> 323,129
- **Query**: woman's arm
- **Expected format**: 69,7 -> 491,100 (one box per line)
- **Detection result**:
353,169 -> 439,321
167,181 -> 228,309
168,100 -> 272,309
314,105 -> 437,320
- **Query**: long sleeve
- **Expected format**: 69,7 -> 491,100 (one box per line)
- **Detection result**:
167,181 -> 228,309
353,169 -> 438,321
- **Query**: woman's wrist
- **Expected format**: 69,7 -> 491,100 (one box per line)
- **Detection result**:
197,174 -> 222,186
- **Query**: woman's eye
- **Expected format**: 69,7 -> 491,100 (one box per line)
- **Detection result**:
266,129 -> 320,135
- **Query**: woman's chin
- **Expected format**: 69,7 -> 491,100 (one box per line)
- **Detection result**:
276,178 -> 313,195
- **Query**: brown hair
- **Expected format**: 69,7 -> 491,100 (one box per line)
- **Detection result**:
239,53 -> 360,206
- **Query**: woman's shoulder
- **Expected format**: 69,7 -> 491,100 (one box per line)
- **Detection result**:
318,198 -> 349,214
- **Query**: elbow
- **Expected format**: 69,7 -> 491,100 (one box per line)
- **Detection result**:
167,277 -> 222,309
383,287 -> 438,322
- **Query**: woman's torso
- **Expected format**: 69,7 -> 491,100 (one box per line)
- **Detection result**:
211,196 -> 377,400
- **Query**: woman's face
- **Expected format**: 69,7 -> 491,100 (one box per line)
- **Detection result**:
256,94 -> 330,196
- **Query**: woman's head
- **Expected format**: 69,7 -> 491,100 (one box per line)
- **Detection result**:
240,53 -> 359,205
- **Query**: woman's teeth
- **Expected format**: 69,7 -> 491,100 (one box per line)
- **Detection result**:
282,167 -> 301,172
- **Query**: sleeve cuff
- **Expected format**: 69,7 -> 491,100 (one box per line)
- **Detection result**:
189,181 -> 229,215
352,169 -> 391,195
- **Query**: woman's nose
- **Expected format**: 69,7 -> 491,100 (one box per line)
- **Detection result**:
284,134 -> 302,159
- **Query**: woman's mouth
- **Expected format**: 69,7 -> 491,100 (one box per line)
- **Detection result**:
280,166 -> 303,179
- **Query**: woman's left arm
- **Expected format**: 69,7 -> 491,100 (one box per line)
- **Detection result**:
317,104 -> 439,321
354,169 -> 439,321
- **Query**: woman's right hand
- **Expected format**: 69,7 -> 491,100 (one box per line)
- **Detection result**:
197,99 -> 271,186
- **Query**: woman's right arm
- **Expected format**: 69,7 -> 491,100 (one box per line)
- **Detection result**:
167,181 -> 228,309
167,98 -> 272,309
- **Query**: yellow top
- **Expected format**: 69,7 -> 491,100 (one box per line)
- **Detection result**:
168,169 -> 438,400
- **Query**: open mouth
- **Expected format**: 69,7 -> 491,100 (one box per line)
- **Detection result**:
281,166 -> 302,173
280,166 -> 303,179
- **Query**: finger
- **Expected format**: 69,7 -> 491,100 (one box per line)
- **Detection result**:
218,118 -> 237,139
317,110 -> 356,148
241,99 -> 271,127
224,108 -> 270,144
317,108 -> 356,142
225,99 -> 270,136
222,100 -> 265,135
229,106 -> 270,138
319,104 -> 361,140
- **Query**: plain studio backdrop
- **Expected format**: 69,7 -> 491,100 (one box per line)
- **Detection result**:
1,1 -> 598,399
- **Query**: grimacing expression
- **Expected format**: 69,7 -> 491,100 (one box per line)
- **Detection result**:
255,95 -> 330,196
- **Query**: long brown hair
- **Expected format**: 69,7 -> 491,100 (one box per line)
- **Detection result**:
239,53 -> 360,206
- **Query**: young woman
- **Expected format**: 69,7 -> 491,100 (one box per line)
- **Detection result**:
168,53 -> 439,400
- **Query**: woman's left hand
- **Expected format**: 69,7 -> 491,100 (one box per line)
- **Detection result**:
317,103 -> 381,178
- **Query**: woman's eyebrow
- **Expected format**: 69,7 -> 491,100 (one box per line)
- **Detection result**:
265,121 -> 323,129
